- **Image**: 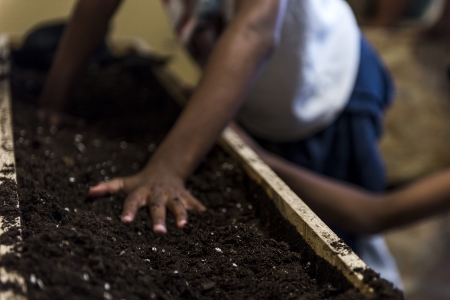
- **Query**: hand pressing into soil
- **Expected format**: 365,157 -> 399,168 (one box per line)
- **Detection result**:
88,163 -> 206,235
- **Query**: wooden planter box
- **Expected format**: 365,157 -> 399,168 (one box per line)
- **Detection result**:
0,34 -> 395,299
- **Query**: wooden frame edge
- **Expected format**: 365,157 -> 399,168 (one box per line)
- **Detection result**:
0,34 -> 27,300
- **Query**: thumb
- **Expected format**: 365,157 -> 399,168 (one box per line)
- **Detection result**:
89,178 -> 124,197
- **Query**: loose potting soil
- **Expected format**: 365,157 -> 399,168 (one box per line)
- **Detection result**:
0,59 -> 404,300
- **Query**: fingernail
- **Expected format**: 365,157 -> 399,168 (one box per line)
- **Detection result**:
154,224 -> 167,234
178,220 -> 187,228
122,215 -> 132,222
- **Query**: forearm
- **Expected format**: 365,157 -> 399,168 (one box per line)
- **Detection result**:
148,0 -> 286,179
378,170 -> 450,231
40,0 -> 122,108
261,152 -> 380,233
263,151 -> 450,234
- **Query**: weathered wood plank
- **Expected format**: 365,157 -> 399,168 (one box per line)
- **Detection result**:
0,35 -> 26,300
219,128 -> 373,297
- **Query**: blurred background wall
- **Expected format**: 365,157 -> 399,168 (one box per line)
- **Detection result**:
0,0 -> 201,86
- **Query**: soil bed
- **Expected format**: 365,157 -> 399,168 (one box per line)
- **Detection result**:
0,58 -> 403,300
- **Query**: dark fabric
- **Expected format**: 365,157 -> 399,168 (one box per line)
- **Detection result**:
248,36 -> 394,252
12,21 -> 114,71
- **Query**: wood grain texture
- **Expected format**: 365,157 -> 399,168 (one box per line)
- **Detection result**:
0,35 -> 26,300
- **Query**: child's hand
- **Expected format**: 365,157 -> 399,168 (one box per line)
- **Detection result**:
88,162 -> 206,235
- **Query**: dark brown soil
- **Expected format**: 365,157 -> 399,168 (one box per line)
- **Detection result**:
0,60 -> 404,300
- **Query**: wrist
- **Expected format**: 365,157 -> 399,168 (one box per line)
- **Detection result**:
143,152 -> 191,181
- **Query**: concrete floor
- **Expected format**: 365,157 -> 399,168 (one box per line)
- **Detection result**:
365,28 -> 450,300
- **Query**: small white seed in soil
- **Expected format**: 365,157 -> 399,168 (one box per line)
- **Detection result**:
148,143 -> 156,152
37,279 -> 45,289
64,207 -> 70,212
45,150 -> 50,156
69,177 -> 75,183
37,127 -> 44,134
232,263 -> 237,267
30,274 -> 36,284
104,282 -> 110,290
83,273 -> 89,281
248,205 -> 253,209
186,281 -> 189,286
174,270 -> 178,274
137,232 -> 142,236
74,209 -> 77,213
211,232 -> 214,235
120,141 -> 128,149
119,251 -> 125,256
221,208 -> 227,213
215,248 -> 222,253
236,203 -> 241,208
152,247 -> 157,252
76,143 -> 86,153
20,130 -> 26,136
106,217 -> 112,221
50,126 -> 57,134
144,259 -> 150,262
101,170 -> 106,175
161,249 -> 165,253
74,134 -> 83,142
103,292 -> 112,300
150,293 -> 156,299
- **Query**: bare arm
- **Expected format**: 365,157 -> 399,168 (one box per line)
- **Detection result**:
38,0 -> 122,123
151,0 -> 286,179
90,0 -> 289,234
231,123 -> 450,234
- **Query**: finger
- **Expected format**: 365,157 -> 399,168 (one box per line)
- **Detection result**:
167,196 -> 188,228
148,192 -> 167,235
182,191 -> 206,212
121,189 -> 147,222
88,179 -> 123,197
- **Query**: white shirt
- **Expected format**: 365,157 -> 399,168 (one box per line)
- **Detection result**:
237,0 -> 360,142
